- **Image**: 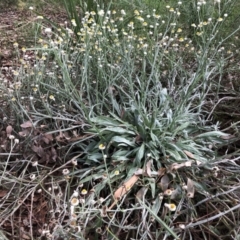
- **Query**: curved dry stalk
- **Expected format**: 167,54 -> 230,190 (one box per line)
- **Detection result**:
185,202 -> 240,229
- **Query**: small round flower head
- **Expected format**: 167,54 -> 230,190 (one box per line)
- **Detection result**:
96,227 -> 102,233
44,28 -> 52,34
62,168 -> 70,175
14,139 -> 19,144
158,193 -> 164,200
32,161 -> 38,167
164,189 -> 173,196
72,159 -> 78,166
99,144 -> 105,150
37,188 -> 42,193
164,203 -> 176,211
58,191 -> 63,197
71,19 -> 77,27
69,219 -> 77,227
81,189 -> 88,195
114,170 -> 120,175
98,197 -> 105,204
30,174 -> 36,180
74,226 -> 81,233
72,190 -> 79,197
212,166 -> 219,172
98,9 -> 104,16
8,135 -> 15,140
49,95 -> 55,101
32,87 -> 38,92
70,197 -> 79,206
121,9 -> 126,15
41,230 -> 50,236
179,224 -> 185,229
134,10 -> 140,15
182,183 -> 188,190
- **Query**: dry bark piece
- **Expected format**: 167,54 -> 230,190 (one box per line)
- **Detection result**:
63,132 -> 71,140
136,186 -> 148,202
41,133 -> 53,144
159,174 -> 170,191
51,147 -> 57,161
18,129 -> 30,137
55,131 -> 64,142
184,150 -> 195,159
220,134 -> 235,140
145,160 -> 152,177
158,167 -> 166,177
169,160 -> 193,171
31,145 -> 45,158
108,175 -> 139,210
187,178 -> 195,198
20,121 -> 33,128
21,233 -> 31,240
134,168 -> 143,175
170,162 -> 185,171
0,190 -> 8,197
6,125 -> 13,136
113,175 -> 139,200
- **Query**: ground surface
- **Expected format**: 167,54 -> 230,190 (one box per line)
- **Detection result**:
0,6 -> 69,239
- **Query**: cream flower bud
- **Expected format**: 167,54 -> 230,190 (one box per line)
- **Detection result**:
164,203 -> 176,211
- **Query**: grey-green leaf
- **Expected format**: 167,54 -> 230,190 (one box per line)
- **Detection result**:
135,144 -> 145,166
111,136 -> 136,147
